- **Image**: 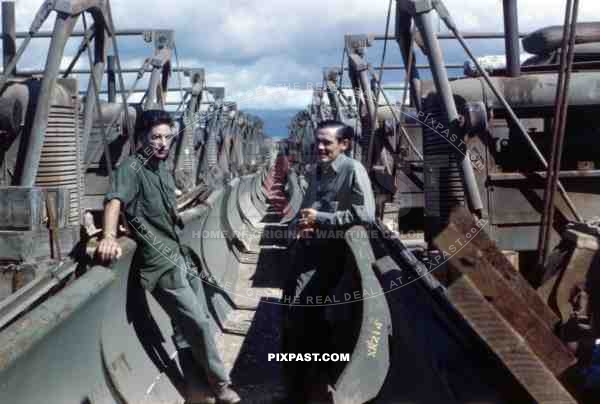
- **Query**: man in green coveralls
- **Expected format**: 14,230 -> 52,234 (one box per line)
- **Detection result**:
96,110 -> 240,404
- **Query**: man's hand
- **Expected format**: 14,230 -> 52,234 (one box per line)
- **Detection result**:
299,208 -> 317,227
297,208 -> 318,239
98,199 -> 122,262
96,236 -> 122,262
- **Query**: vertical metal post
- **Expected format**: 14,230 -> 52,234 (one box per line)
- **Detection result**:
503,0 -> 521,77
144,70 -> 162,110
21,15 -> 77,186
81,62 -> 104,158
324,68 -> 344,122
107,55 -> 116,102
358,68 -> 377,169
81,22 -> 106,164
536,0 -> 579,269
414,10 -> 483,213
395,4 -> 421,110
2,1 -> 16,76
415,13 -> 458,123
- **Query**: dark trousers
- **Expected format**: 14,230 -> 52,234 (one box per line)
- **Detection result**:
151,264 -> 229,387
282,239 -> 347,401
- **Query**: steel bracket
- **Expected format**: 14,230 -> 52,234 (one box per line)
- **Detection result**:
396,0 -> 434,15
206,86 -> 225,101
344,34 -> 374,53
323,67 -> 341,82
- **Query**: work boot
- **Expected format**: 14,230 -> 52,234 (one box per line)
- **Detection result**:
212,382 -> 241,404
177,347 -> 217,404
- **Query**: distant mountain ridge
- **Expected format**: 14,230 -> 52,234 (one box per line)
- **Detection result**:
244,109 -> 300,139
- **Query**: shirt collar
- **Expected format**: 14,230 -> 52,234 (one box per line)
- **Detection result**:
136,147 -> 163,172
329,152 -> 347,173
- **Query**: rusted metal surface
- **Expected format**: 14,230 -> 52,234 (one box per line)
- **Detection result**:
449,209 -> 562,324
443,274 -> 576,403
45,191 -> 62,260
371,226 -> 510,403
539,227 -> 600,324
489,170 -> 600,181
0,187 -> 69,230
0,226 -> 79,262
434,208 -> 576,400
537,0 -> 580,272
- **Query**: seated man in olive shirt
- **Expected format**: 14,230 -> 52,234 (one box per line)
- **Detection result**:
96,110 -> 240,404
283,120 -> 376,402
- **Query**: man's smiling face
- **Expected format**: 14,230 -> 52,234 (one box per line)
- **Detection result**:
315,127 -> 348,163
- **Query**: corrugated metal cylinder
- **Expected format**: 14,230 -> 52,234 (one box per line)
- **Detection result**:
422,97 -> 465,241
34,80 -> 82,225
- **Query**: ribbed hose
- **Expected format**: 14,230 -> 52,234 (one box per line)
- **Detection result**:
206,127 -> 219,169
422,97 -> 465,241
182,122 -> 195,173
36,104 -> 81,225
359,128 -> 370,165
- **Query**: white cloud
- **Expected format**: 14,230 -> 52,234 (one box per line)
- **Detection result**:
4,0 -> 600,112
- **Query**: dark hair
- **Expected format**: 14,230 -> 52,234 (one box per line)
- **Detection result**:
315,120 -> 354,147
142,109 -> 174,130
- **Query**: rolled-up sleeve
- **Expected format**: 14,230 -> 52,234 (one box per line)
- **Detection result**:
104,159 -> 139,208
314,162 -> 375,227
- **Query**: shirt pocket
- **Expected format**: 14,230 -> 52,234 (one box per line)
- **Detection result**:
319,200 -> 338,212
157,266 -> 187,289
140,199 -> 164,217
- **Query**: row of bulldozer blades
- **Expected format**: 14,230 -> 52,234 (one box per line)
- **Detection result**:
0,151 -> 586,403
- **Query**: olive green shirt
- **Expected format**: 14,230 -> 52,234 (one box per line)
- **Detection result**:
105,149 -> 186,291
300,153 -> 376,227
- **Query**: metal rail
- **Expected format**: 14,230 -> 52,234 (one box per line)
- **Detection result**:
343,64 -> 463,71
78,86 -> 193,95
0,67 -> 189,76
4,29 -> 151,38
536,0 -> 580,269
373,32 -> 528,40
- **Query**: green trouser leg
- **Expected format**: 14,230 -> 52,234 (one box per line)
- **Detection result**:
282,240 -> 346,400
152,267 -> 229,386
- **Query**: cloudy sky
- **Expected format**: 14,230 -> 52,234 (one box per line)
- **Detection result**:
6,0 -> 600,136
